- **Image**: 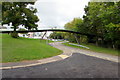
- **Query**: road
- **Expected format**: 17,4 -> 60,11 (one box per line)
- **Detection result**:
2,42 -> 119,78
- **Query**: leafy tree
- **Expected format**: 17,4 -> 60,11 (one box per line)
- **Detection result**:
104,23 -> 120,49
64,18 -> 86,43
64,18 -> 83,31
18,28 -> 28,34
50,32 -> 65,39
2,2 -> 39,37
0,2 -> 2,23
63,1 -> 120,49
83,2 -> 120,49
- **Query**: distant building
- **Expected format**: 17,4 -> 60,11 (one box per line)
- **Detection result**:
0,25 -> 14,31
0,25 -> 7,29
26,32 -> 47,39
18,32 -> 46,39
0,26 -> 48,39
27,32 -> 34,38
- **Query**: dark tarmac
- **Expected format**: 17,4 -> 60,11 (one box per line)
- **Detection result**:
2,53 -> 119,78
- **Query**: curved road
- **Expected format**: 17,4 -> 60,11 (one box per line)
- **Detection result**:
2,42 -> 119,78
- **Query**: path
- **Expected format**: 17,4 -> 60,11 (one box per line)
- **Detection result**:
2,42 -> 119,78
49,42 -> 118,62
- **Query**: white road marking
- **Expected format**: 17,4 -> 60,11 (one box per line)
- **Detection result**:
58,55 -> 69,59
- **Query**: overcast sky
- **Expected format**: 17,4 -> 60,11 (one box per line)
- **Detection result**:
34,0 -> 90,29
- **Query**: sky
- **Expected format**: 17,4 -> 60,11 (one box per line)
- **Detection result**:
1,0 -> 90,36
34,0 -> 90,30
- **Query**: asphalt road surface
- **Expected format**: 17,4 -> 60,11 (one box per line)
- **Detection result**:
2,53 -> 119,78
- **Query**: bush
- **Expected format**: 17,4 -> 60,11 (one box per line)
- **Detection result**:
80,35 -> 88,43
11,32 -> 18,38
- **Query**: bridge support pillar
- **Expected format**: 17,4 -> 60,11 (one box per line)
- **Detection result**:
41,31 -> 47,39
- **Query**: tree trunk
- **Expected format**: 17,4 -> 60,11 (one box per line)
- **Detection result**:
112,41 -> 115,49
112,44 -> 115,49
95,37 -> 98,46
14,26 -> 16,31
11,25 -> 18,38
74,34 -> 80,45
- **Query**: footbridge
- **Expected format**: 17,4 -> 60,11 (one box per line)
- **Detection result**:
0,29 -> 102,38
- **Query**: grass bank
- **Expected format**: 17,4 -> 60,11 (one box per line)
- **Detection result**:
63,42 -> 119,56
2,34 -> 62,63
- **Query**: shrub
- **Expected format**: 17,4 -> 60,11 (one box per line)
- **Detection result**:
11,32 -> 18,38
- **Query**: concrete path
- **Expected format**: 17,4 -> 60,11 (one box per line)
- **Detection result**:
49,42 -> 118,62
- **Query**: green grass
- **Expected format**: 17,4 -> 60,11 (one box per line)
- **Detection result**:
2,34 -> 62,63
63,42 -> 119,56
0,34 -> 2,62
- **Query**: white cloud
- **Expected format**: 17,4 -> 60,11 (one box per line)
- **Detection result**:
35,0 -> 90,29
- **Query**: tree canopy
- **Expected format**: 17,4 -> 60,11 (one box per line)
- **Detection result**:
0,2 -> 2,23
62,1 -> 120,49
2,2 -> 39,31
83,2 -> 120,49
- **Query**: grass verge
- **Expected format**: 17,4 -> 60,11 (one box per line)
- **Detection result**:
2,34 -> 62,63
63,42 -> 119,56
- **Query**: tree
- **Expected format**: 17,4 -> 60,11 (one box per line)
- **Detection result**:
64,18 -> 83,31
18,28 -> 28,34
104,23 -> 120,49
2,2 -> 39,38
22,7 -> 39,30
64,18 -> 85,43
83,2 -> 120,49
0,2 -> 2,23
50,32 -> 65,39
63,1 -> 120,49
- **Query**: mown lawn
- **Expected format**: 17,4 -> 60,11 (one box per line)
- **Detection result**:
2,34 -> 62,63
63,42 -> 119,56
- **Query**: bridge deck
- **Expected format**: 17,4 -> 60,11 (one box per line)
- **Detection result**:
0,29 -> 102,37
